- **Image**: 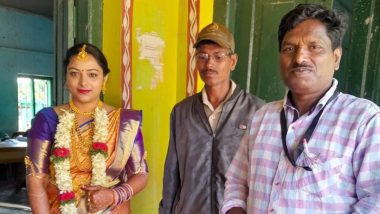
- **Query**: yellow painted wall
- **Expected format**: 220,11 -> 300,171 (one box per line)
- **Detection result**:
197,0 -> 214,92
103,1 -> 213,213
130,1 -> 182,213
103,0 -> 122,108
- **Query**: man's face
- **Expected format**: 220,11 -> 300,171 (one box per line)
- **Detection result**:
195,43 -> 237,88
280,19 -> 342,97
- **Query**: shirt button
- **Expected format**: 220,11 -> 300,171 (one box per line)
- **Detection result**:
269,208 -> 275,212
275,182 -> 280,186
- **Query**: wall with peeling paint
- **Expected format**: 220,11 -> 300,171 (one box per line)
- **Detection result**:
102,1 -> 380,213
103,1 -> 213,213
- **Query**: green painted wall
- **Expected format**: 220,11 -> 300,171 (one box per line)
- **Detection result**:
0,6 -> 53,135
214,0 -> 380,106
333,0 -> 353,93
75,0 -> 103,47
344,0 -> 380,104
54,0 -> 103,105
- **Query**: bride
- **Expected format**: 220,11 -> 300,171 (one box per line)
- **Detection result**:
25,43 -> 148,214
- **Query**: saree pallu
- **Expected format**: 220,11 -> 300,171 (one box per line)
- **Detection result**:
26,107 -> 148,213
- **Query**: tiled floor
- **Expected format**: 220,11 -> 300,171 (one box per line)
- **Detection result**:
0,185 -> 31,213
0,206 -> 31,214
0,163 -> 30,213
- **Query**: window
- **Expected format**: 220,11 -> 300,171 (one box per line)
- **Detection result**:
17,75 -> 52,131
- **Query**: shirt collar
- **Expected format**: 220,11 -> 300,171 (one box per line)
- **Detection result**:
282,78 -> 339,114
202,80 -> 237,111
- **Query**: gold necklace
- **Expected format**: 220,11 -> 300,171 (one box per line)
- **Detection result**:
68,100 -> 101,171
69,100 -> 103,116
71,116 -> 93,172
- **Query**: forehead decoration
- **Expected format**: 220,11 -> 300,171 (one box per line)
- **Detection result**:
77,44 -> 88,61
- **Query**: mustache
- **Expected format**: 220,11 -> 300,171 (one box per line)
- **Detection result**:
291,62 -> 313,69
201,69 -> 217,73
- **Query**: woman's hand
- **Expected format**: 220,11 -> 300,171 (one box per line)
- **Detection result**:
82,185 -> 114,213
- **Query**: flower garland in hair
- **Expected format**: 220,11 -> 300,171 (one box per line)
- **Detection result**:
51,106 -> 109,214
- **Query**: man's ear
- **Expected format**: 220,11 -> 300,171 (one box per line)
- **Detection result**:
230,53 -> 238,71
333,47 -> 342,71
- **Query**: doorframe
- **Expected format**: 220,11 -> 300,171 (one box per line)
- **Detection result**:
54,0 -> 103,105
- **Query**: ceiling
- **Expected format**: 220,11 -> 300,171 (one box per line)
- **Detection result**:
0,0 -> 53,19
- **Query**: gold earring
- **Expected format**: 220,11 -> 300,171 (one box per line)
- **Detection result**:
64,84 -> 72,100
102,83 -> 107,95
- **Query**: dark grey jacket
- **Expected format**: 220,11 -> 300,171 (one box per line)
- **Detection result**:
159,86 -> 264,214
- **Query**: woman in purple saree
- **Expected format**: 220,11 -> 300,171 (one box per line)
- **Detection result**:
25,43 -> 148,214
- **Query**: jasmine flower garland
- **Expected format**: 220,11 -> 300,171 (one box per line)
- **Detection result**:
91,108 -> 109,186
51,110 -> 77,213
51,107 -> 109,214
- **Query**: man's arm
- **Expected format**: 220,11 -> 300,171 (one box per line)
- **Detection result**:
226,207 -> 246,214
352,113 -> 380,212
159,111 -> 180,214
221,133 -> 250,213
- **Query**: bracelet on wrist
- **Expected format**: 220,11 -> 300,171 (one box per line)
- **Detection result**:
112,183 -> 133,206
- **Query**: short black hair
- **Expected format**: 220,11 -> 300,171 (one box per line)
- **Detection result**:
64,43 -> 110,75
278,4 -> 347,51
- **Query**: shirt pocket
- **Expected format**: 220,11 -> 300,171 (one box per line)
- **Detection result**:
292,156 -> 343,198
232,120 -> 248,136
222,125 -> 247,162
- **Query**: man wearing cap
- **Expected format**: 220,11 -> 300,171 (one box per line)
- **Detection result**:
159,22 -> 264,214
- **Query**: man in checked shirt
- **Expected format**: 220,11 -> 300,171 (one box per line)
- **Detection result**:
221,4 -> 380,213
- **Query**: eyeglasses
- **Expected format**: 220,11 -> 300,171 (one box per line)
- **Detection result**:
195,52 -> 233,63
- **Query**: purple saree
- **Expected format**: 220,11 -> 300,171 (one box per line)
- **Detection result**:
25,107 -> 148,213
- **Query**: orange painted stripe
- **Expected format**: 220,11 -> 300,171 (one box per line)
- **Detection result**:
121,0 -> 134,109
186,0 -> 200,96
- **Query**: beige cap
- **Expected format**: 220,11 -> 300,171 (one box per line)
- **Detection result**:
194,22 -> 235,53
